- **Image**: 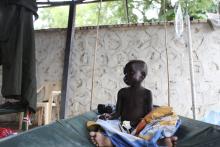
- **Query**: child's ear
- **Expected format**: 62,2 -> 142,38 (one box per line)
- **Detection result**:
141,72 -> 146,80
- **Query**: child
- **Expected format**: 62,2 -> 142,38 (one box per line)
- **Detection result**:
89,60 -> 179,147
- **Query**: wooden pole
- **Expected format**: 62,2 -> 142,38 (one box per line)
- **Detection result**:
60,1 -> 76,119
186,14 -> 197,120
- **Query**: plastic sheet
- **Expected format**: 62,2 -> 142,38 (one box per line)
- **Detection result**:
1,111 -> 220,147
202,110 -> 220,126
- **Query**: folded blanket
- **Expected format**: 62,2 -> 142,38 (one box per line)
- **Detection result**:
87,106 -> 181,147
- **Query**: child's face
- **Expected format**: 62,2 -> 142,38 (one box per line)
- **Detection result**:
123,64 -> 144,86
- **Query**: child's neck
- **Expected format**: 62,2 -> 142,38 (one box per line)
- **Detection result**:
130,83 -> 142,89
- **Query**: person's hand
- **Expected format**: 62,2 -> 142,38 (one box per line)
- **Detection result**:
99,113 -> 112,120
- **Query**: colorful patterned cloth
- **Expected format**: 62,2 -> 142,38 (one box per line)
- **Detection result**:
87,106 -> 181,147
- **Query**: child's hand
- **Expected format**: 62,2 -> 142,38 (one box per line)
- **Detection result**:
99,113 -> 112,120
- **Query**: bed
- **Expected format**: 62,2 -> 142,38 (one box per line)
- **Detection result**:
0,111 -> 220,147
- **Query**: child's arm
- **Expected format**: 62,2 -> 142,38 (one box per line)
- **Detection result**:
101,89 -> 123,120
146,90 -> 153,114
110,89 -> 124,119
133,90 -> 153,135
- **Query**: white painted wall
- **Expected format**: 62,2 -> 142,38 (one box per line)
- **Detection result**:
1,22 -> 220,122
67,23 -> 220,120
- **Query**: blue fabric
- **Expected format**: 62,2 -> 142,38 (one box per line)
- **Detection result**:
202,111 -> 220,126
96,119 -> 181,147
110,130 -> 161,147
161,119 -> 181,137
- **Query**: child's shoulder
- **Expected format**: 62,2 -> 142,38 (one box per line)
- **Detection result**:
117,87 -> 131,95
141,87 -> 152,92
118,87 -> 129,93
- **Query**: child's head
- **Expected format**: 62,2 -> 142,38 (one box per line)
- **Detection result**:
123,60 -> 147,86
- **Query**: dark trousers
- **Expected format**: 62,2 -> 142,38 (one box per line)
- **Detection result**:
0,1 -> 37,112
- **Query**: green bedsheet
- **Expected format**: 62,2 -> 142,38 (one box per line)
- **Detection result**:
0,111 -> 220,147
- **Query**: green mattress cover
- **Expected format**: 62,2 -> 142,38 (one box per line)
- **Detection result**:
0,111 -> 220,147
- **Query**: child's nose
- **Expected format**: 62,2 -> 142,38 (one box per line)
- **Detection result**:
134,72 -> 141,79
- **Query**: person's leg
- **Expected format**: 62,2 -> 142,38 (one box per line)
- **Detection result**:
90,132 -> 177,147
89,131 -> 113,147
157,136 -> 178,147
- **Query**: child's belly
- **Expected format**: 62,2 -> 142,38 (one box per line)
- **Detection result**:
121,108 -> 146,127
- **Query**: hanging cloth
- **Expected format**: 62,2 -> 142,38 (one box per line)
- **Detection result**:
0,0 -> 37,112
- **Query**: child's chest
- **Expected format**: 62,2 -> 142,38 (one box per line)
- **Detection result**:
122,91 -> 146,107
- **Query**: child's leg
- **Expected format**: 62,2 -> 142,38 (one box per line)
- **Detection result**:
89,131 -> 113,147
157,136 -> 178,147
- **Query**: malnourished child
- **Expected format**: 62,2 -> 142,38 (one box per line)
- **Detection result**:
87,60 -> 180,147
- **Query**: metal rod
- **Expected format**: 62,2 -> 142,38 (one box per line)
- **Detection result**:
60,2 -> 76,119
186,14 -> 196,120
125,0 -> 129,23
163,0 -> 171,107
90,0 -> 102,111
37,0 -> 118,8
218,1 -> 220,23
37,1 -> 75,6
